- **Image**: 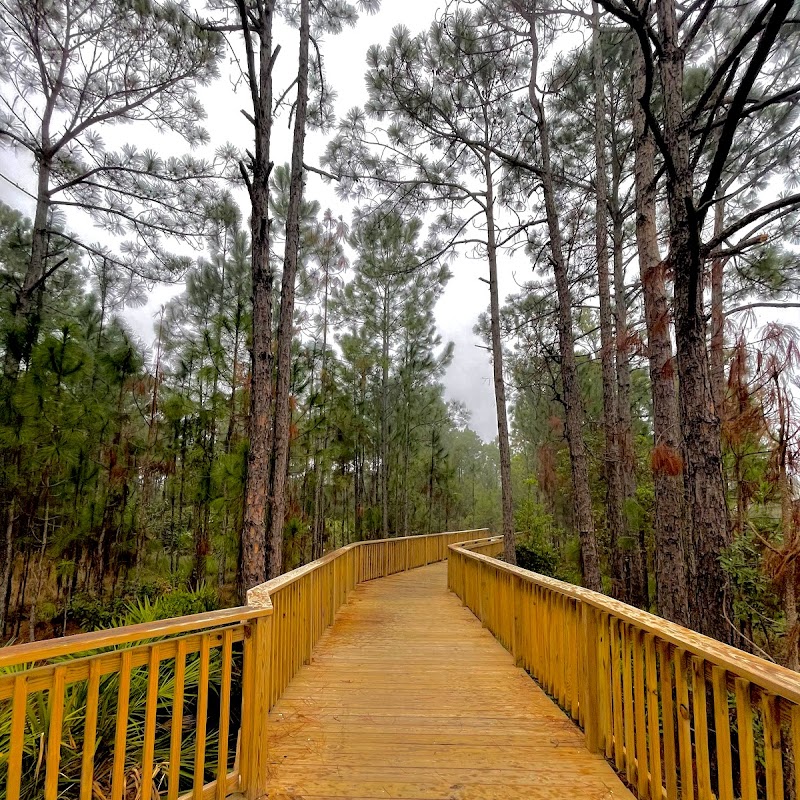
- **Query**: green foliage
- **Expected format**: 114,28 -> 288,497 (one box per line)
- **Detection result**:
721,532 -> 785,647
0,651 -> 222,799
515,539 -> 560,578
70,585 -> 220,632
0,588 -> 226,799
514,498 -> 560,578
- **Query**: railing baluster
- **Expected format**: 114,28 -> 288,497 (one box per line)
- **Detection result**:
644,634 -> 662,800
633,629 -> 648,798
44,665 -> 66,800
611,618 -> 624,773
581,605 -> 601,752
7,674 -> 28,800
657,640 -> 678,800
111,648 -> 133,800
622,624 -> 636,785
570,601 -> 580,720
217,628 -> 234,800
599,613 -> 613,759
193,633 -> 211,798
80,659 -> 101,800
557,595 -> 566,706
241,611 -> 272,800
690,657 -> 711,798
168,638 -> 187,800
762,693 -> 784,800
792,705 -> 800,800
281,587 -> 286,690
735,678 -> 757,800
674,648 -> 694,800
141,644 -> 161,800
711,666 -> 734,800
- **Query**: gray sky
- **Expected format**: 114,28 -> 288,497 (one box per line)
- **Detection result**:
0,0 -> 521,441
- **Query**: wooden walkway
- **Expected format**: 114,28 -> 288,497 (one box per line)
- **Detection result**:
264,562 -> 634,800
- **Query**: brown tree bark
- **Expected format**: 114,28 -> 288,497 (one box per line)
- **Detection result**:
239,0 -> 276,599
4,0 -> 62,382
613,212 -> 648,606
267,0 -> 310,578
484,154 -> 517,566
610,149 -> 647,608
4,159 -> 52,381
631,34 -> 689,625
591,3 -> 626,599
525,13 -> 601,591
380,285 -> 391,539
312,263 -> 332,561
776,379 -> 798,670
656,0 -> 732,641
710,195 -> 726,417
0,499 -> 14,635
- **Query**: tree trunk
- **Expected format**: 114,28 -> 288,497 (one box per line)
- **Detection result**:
354,450 -> 363,542
776,381 -> 798,669
607,145 -> 648,608
631,30 -> 689,625
312,266 -> 331,560
484,155 -> 517,566
402,409 -> 411,537
591,3 -> 625,599
29,496 -> 50,643
0,499 -> 14,635
427,428 -> 435,535
380,286 -> 390,539
4,159 -> 52,381
15,547 -> 31,639
710,195 -> 726,417
225,318 -> 240,453
527,17 -> 600,590
240,0 -> 276,600
612,211 -> 647,607
268,0 -> 310,577
656,0 -> 732,642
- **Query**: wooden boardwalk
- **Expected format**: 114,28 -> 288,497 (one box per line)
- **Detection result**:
265,562 -> 634,800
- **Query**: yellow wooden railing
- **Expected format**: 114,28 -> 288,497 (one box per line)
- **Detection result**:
0,605 -> 262,800
449,536 -> 800,800
0,529 -> 486,800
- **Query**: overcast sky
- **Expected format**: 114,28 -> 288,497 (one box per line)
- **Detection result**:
0,0 -> 529,441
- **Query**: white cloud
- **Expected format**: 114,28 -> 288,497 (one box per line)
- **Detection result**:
1,0 -> 527,441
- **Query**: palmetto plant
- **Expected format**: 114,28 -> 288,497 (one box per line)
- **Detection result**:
0,605 -> 230,799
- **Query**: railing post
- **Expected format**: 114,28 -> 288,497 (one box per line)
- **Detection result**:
580,603 -> 602,753
240,609 -> 273,799
512,576 -> 523,667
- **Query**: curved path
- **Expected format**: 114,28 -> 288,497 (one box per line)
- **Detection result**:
265,562 -> 634,800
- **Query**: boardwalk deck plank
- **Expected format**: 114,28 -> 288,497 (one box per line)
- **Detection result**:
265,562 -> 634,800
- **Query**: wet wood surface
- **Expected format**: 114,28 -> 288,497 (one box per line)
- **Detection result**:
265,562 -> 633,800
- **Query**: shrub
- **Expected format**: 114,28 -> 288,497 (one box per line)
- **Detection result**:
70,584 -> 220,632
515,538 -> 560,578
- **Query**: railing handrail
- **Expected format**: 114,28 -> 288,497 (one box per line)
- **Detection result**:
449,534 -> 800,799
451,537 -> 800,705
0,529 -> 489,669
0,604 -> 271,669
247,528 -> 489,605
